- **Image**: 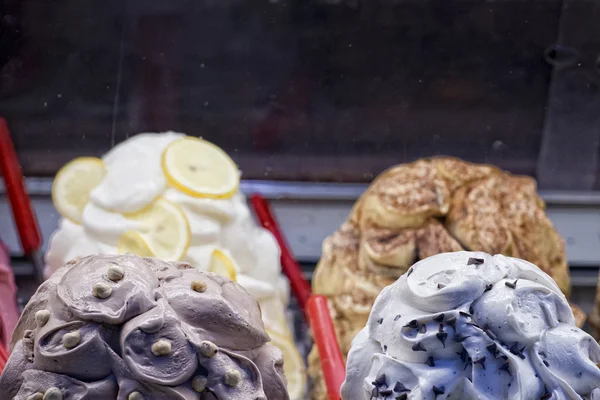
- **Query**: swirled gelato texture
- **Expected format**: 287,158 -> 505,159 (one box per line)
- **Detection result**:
341,252 -> 600,400
1,254 -> 289,400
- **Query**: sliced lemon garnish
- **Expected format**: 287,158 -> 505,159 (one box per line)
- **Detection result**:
208,249 -> 237,281
161,136 -> 239,199
52,157 -> 106,223
257,296 -> 291,338
267,329 -> 306,399
117,198 -> 190,260
117,231 -> 155,257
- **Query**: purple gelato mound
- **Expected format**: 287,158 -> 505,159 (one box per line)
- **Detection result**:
0,254 -> 289,400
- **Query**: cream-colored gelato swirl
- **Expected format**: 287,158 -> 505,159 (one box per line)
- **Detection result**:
1,254 -> 289,400
341,251 -> 600,400
45,132 -> 290,338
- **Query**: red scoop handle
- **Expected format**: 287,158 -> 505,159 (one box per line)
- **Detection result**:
0,118 -> 42,255
0,341 -> 8,372
307,295 -> 346,400
250,194 -> 312,310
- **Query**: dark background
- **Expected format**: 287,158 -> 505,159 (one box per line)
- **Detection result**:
1,0 -> 600,187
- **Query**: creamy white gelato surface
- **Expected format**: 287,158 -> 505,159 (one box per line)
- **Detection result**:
46,132 -> 290,336
341,251 -> 600,400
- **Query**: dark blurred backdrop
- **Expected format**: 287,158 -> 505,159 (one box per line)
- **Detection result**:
1,0 -> 600,188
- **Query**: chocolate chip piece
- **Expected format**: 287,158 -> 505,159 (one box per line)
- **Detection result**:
371,387 -> 379,397
407,268 -> 413,276
432,386 -> 445,398
473,356 -> 486,370
446,316 -> 457,327
463,357 -> 472,370
436,332 -> 448,348
456,348 -> 468,362
467,257 -> 484,266
373,373 -> 387,387
540,386 -> 552,400
469,305 -> 475,315
505,281 -> 516,289
486,343 -> 497,355
393,382 -> 410,393
437,283 -> 446,289
484,283 -> 493,292
459,311 -> 471,318
499,362 -> 511,376
378,318 -> 384,325
433,313 -> 444,322
515,345 -> 526,359
395,394 -> 408,400
394,314 -> 401,321
405,320 -> 419,329
426,356 -> 435,367
543,360 -> 550,368
378,389 -> 393,396
453,334 -> 470,343
412,342 -> 426,352
509,343 -> 522,357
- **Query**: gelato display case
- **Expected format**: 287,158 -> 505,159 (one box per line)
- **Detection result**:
1,1 -> 600,399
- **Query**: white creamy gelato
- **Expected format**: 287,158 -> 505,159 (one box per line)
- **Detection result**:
341,251 -> 600,400
45,132 -> 290,336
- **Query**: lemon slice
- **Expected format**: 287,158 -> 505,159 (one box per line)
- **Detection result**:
117,198 -> 190,260
117,231 -> 155,257
208,249 -> 237,281
161,137 -> 239,199
267,329 -> 306,399
52,157 -> 106,223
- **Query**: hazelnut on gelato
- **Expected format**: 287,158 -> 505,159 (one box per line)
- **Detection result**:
341,252 -> 600,400
0,254 -> 289,400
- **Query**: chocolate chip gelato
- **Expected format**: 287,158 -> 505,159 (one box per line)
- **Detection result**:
0,254 -> 289,400
342,252 -> 600,400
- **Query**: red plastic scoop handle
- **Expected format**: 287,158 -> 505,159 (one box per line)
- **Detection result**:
307,295 -> 346,400
0,341 -> 8,372
250,194 -> 312,311
0,118 -> 42,255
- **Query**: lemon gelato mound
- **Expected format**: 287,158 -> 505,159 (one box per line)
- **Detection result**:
46,132 -> 305,398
